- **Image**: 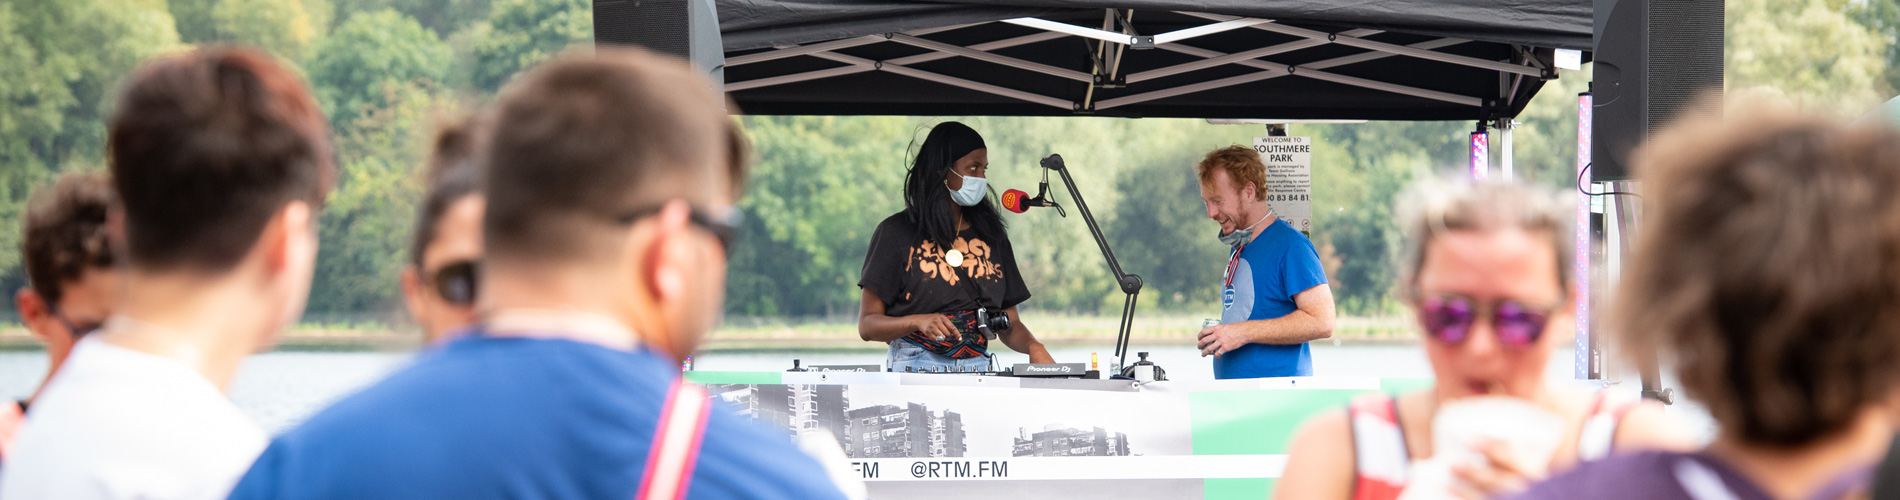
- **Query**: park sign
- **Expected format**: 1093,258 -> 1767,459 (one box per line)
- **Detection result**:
1254,137 -> 1313,236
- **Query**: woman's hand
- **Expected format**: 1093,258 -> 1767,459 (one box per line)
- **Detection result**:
1448,439 -> 1547,499
907,314 -> 960,342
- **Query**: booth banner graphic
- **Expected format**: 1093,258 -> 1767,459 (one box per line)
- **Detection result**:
687,372 -> 1424,500
1253,136 -> 1313,235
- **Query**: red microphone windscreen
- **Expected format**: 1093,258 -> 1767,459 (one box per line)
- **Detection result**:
1001,189 -> 1028,213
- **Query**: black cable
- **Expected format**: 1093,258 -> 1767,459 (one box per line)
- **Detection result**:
1576,163 -> 1644,199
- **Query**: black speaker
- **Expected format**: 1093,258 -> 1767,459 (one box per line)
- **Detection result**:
1591,0 -> 1724,182
594,0 -> 725,88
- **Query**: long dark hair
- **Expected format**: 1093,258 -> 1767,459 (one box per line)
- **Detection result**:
904,121 -> 1005,248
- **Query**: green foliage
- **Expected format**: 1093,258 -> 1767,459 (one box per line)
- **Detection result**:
470,0 -> 587,91
1728,0 -> 1893,113
0,0 -> 178,282
1501,67 -> 1591,191
170,0 -> 219,43
1300,121 -> 1460,314
726,115 -> 1461,318
211,0 -> 329,61
307,81 -> 446,313
308,9 -> 451,133
331,0 -> 492,36
726,116 -> 911,316
1850,0 -> 1900,96
1108,154 -> 1229,310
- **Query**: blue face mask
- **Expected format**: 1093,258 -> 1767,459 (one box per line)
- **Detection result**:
949,175 -> 987,206
1218,211 -> 1272,249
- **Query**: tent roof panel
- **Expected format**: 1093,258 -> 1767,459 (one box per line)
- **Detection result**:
710,0 -> 1585,120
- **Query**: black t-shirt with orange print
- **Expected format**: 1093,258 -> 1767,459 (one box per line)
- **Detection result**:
859,211 -> 1031,351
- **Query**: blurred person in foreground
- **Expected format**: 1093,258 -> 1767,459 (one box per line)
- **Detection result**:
226,47 -> 848,500
398,117 -> 485,343
1192,145 -> 1335,378
1511,106 -> 1900,500
1273,181 -> 1691,500
0,46 -> 333,500
2,173 -> 120,461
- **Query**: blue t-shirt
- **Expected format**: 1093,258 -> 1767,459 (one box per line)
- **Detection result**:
1214,219 -> 1329,379
227,334 -> 846,500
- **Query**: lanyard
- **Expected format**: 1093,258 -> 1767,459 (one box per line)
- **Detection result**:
1223,244 -> 1245,289
1221,210 -> 1271,289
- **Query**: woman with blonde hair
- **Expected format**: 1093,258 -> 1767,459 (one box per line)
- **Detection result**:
1273,179 -> 1690,500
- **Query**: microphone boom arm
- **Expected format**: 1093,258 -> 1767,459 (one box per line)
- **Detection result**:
1038,154 -> 1143,372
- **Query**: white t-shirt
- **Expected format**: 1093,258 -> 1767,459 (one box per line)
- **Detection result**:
0,336 -> 266,500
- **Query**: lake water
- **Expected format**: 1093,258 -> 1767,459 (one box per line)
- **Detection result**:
0,343 -> 1712,437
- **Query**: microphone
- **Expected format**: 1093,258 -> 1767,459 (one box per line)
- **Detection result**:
1002,187 -> 1064,216
1002,189 -> 1034,214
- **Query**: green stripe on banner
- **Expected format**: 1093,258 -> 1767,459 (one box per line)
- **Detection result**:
683,371 -> 782,385
1206,479 -> 1275,499
1190,387 -> 1376,500
1381,377 -> 1435,394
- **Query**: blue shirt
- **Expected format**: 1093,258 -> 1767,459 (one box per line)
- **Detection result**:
1214,219 -> 1329,379
227,334 -> 846,500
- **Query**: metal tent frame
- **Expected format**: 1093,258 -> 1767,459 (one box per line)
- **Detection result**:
718,7 -> 1583,123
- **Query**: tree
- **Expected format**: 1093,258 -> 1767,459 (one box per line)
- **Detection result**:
469,0 -> 587,91
308,9 -> 452,133
331,0 -> 494,37
726,116 -> 911,317
306,81 -> 451,315
1727,0 -> 1892,113
1850,0 -> 1900,96
0,0 -> 179,283
1109,156 -> 1231,310
211,0 -> 330,62
171,0 -> 220,43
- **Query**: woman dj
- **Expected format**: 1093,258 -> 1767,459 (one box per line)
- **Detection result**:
857,122 -> 1055,372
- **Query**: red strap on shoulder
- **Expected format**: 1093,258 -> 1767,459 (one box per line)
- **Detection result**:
0,401 -> 22,458
637,379 -> 711,500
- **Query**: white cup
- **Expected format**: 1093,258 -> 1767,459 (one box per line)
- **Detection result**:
1431,396 -> 1564,469
1397,396 -> 1564,500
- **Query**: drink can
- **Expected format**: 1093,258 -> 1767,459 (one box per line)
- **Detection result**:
1202,318 -> 1221,330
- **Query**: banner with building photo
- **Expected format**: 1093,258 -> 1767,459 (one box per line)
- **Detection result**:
690,372 -> 1423,500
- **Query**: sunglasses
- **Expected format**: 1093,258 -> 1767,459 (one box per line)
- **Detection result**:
428,260 -> 480,306
1419,294 -> 1553,348
617,204 -> 743,254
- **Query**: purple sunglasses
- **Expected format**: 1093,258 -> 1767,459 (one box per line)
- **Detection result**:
1420,295 -> 1553,348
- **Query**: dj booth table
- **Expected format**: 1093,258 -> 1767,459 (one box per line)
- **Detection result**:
685,370 -> 1433,499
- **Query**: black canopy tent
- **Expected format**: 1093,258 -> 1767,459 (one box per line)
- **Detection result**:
625,0 -> 1599,374
714,0 -> 1592,121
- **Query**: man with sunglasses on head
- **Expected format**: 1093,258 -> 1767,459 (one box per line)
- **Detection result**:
227,47 -> 848,500
1192,146 -> 1336,379
399,117 -> 484,343
3,173 -> 119,462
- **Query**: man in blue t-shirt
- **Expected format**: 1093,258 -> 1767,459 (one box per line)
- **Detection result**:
1192,146 -> 1337,379
226,49 -> 848,500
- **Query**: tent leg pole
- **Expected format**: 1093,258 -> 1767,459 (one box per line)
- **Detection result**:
1500,121 -> 1514,182
1606,180 -> 1671,404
